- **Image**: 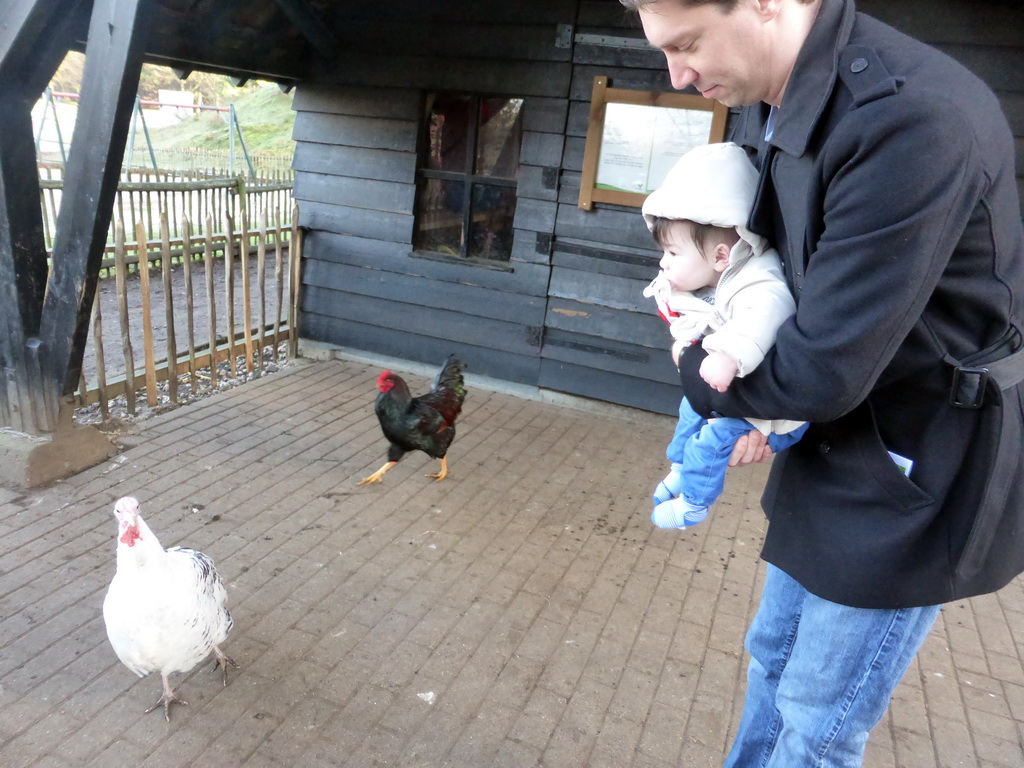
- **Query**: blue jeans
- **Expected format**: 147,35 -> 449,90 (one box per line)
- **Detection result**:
666,398 -> 807,507
725,565 -> 941,767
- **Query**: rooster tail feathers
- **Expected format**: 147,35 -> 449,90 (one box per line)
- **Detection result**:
416,356 -> 466,428
433,356 -> 467,405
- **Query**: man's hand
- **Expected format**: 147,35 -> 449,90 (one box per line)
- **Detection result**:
700,351 -> 739,392
729,430 -> 773,466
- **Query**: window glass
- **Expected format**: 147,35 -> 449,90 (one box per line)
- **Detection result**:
426,95 -> 471,173
469,185 -> 516,260
475,98 -> 523,179
414,178 -> 465,256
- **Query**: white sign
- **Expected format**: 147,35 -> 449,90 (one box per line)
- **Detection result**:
596,103 -> 714,194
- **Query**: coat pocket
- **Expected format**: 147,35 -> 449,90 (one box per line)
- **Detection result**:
854,401 -> 934,510
763,402 -> 935,528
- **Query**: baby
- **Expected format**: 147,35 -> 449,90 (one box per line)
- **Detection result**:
642,142 -> 807,529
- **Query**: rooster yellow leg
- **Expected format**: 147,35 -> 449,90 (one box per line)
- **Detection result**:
358,461 -> 397,485
425,457 -> 449,481
145,673 -> 188,722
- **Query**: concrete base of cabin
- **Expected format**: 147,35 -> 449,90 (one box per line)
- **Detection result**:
298,339 -> 672,430
0,414 -> 118,491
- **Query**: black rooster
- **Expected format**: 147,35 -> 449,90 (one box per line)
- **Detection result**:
357,356 -> 467,485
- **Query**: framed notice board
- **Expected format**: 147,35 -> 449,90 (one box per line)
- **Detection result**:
578,76 -> 729,211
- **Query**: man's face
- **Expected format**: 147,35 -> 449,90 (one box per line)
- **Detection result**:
639,0 -> 780,107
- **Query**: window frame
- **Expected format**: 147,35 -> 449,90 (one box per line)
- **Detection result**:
412,92 -> 522,267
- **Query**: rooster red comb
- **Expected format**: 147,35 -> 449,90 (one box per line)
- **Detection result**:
376,370 -> 392,389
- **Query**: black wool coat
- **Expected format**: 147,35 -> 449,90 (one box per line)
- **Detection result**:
681,0 -> 1024,608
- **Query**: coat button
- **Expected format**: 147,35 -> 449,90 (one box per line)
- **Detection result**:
818,441 -> 831,455
850,57 -> 869,73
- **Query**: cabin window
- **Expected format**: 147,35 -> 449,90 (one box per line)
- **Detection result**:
414,94 -> 523,263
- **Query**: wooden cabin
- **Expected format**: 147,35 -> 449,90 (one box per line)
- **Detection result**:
287,0 -> 1024,415
1,0 -> 1022,466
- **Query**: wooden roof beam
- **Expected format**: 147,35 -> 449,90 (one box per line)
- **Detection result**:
40,0 -> 157,403
142,0 -> 306,83
0,0 -> 83,81
272,0 -> 339,59
0,0 -> 88,432
0,0 -> 87,338
145,51 -> 303,84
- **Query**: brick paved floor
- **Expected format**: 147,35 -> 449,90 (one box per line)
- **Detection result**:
1,357 -> 1022,767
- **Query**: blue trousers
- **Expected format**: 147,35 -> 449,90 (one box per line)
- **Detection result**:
725,565 -> 940,766
666,397 -> 807,507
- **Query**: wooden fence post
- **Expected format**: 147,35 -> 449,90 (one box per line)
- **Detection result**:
273,204 -> 284,357
182,215 -> 197,391
136,220 -> 157,407
114,222 -> 136,416
160,211 -> 177,403
289,207 -> 302,359
90,297 -> 109,420
203,214 -> 217,389
224,212 -> 237,377
240,212 -> 254,373
257,208 -> 268,372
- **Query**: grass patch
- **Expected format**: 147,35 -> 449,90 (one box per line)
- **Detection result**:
147,84 -> 296,157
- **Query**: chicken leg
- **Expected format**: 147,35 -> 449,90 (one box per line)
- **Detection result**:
357,461 -> 397,485
145,673 -> 188,722
213,645 -> 239,686
425,457 -> 449,481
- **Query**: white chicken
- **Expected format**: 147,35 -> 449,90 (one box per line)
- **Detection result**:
102,496 -> 237,721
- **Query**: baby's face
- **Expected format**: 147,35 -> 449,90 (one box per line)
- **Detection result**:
659,225 -> 721,293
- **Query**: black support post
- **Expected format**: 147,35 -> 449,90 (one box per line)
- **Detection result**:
0,0 -> 88,431
40,0 -> 156,404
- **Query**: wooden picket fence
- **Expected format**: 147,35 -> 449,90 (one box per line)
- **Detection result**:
74,205 -> 303,418
38,165 -> 295,260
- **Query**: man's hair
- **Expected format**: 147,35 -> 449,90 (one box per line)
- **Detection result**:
621,0 -> 739,9
620,0 -> 815,10
650,217 -> 739,259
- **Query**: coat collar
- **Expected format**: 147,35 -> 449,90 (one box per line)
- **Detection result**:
770,0 -> 856,157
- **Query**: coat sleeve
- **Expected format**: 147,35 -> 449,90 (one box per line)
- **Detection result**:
684,93 -> 988,423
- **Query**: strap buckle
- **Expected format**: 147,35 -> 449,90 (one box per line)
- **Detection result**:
949,366 -> 989,409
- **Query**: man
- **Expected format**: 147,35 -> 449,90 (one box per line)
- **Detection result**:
620,0 -> 1024,765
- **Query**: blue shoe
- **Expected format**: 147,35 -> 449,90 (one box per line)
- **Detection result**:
653,463 -> 686,505
651,497 -> 709,530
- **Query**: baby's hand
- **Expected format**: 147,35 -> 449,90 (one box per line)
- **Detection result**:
700,352 -> 739,392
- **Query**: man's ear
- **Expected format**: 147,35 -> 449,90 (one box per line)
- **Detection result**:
754,0 -> 783,22
713,242 -> 732,272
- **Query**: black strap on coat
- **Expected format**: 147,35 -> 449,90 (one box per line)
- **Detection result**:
947,327 -> 1024,580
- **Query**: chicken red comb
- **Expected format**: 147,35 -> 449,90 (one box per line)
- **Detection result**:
376,370 -> 392,389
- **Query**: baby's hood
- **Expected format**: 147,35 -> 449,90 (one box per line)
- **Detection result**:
642,142 -> 766,263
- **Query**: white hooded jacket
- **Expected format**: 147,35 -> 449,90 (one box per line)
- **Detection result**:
641,142 -> 803,436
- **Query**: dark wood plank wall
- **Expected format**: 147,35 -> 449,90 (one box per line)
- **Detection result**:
290,1 -> 577,386
291,0 -> 1023,416
544,1 -> 683,414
